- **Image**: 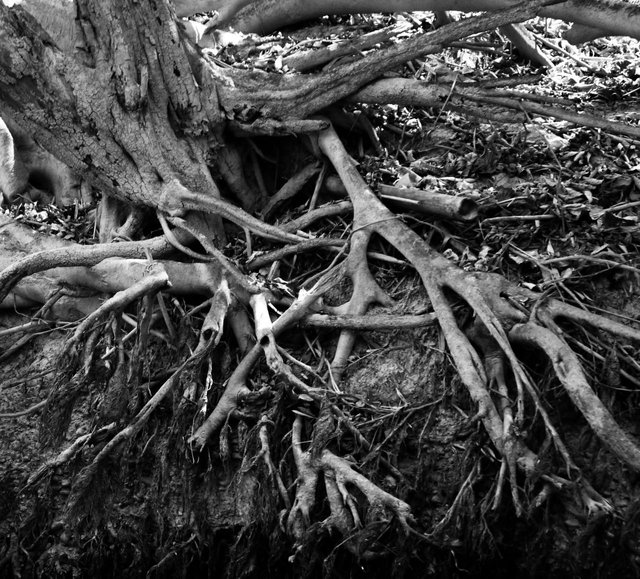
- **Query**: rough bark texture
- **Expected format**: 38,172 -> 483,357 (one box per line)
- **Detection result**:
0,1 -> 222,211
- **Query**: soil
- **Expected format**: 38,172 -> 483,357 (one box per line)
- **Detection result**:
2,272 -> 640,578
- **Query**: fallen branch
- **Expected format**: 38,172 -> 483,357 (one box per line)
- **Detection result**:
298,311 -> 437,330
378,184 -> 478,221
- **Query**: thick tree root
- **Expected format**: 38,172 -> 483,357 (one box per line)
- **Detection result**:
215,2 -> 553,120
213,0 -> 640,46
158,179 -> 303,244
315,121 -> 640,478
329,229 -> 394,382
171,116 -> 640,541
352,76 -> 640,140
510,322 -> 640,471
0,213 -> 257,318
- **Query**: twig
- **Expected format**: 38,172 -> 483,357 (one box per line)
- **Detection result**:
482,214 -> 556,224
540,255 -> 640,276
529,30 -> 596,71
0,399 -> 46,419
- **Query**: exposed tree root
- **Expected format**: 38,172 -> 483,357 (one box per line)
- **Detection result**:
3,115 -> 639,557
0,213 -> 257,317
0,399 -> 47,419
210,0 -> 640,45
213,2 -> 554,120
64,261 -> 170,353
24,423 -> 119,489
0,228 -> 182,305
315,121 -> 640,478
287,415 -> 412,554
500,22 -> 553,68
188,264 -> 345,449
282,21 -> 412,72
352,76 -> 640,140
510,322 -> 640,471
3,1 -> 640,573
158,179 -> 304,244
65,295 -> 226,512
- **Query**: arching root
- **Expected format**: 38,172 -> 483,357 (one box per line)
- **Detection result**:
314,121 -> 640,489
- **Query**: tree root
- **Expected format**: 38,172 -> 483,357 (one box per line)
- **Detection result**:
3,2 -> 640,570
256,417 -> 291,508
510,322 -> 640,471
261,162 -> 321,221
0,226 -> 182,305
0,213 -> 256,317
286,416 -> 413,552
64,261 -> 170,354
246,237 -> 347,271
177,116 -> 640,540
212,0 -> 640,46
188,264 -> 345,449
216,2 -> 553,120
314,121 -> 640,480
352,75 -> 640,140
158,178 -> 303,244
329,227 -> 394,382
24,422 -> 119,489
500,22 -> 553,68
66,296 -> 225,510
227,118 -> 330,137
282,21 -> 411,72
0,399 -> 46,419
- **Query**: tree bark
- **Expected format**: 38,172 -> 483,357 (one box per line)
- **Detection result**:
0,1 -> 223,213
213,0 -> 640,44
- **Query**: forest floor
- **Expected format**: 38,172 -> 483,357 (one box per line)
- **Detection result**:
2,12 -> 640,579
